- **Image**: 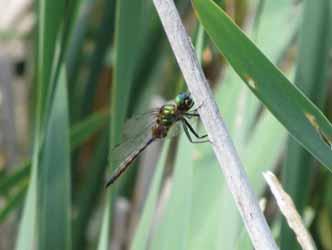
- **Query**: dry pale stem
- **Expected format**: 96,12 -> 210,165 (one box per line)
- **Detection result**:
152,0 -> 279,249
264,171 -> 317,250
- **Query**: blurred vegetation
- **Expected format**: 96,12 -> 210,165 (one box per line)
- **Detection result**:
0,0 -> 331,249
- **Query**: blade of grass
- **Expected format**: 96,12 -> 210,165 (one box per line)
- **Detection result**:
254,0 -> 300,62
66,0 -> 95,99
0,162 -> 30,196
16,1 -> 66,249
79,0 -> 116,117
72,131 -> 109,250
98,0 -> 146,249
252,0 -> 265,38
37,65 -> 71,250
130,141 -> 170,250
128,1 -> 166,112
149,136 -> 194,250
0,110 -> 108,213
14,160 -> 36,250
244,111 -> 286,186
48,0 -> 81,97
71,110 -> 109,148
37,0 -> 66,116
281,0 -> 332,249
187,150 -> 224,250
0,183 -> 27,223
216,68 -> 260,148
192,0 -> 332,170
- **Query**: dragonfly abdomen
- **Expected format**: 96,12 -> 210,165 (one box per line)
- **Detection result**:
105,138 -> 155,187
152,124 -> 168,139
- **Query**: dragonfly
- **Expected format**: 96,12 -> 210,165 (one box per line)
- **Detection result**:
105,92 -> 209,188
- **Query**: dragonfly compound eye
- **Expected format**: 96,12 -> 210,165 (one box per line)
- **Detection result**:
184,97 -> 194,110
176,92 -> 193,111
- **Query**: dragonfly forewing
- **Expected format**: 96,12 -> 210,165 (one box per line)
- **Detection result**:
122,109 -> 159,140
110,123 -> 155,172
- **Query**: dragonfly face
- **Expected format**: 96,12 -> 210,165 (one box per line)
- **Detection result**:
175,92 -> 194,112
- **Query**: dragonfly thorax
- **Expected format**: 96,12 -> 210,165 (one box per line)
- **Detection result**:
158,104 -> 177,126
152,103 -> 179,139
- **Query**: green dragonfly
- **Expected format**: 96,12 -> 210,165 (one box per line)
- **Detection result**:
105,92 -> 209,187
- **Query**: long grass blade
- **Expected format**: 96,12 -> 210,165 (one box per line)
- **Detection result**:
192,0 -> 332,170
281,0 -> 332,249
98,0 -> 146,249
16,1 -> 66,249
0,110 -> 108,223
130,141 -> 170,250
149,137 -> 194,250
37,65 -> 71,250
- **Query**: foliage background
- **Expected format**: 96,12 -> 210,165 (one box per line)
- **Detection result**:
0,0 -> 331,249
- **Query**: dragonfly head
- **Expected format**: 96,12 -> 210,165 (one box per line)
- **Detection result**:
176,92 -> 194,111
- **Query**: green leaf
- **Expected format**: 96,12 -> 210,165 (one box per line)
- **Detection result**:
0,184 -> 27,223
98,0 -> 146,248
149,137 -> 194,250
16,1 -> 67,249
79,0 -> 115,116
253,0 -> 300,62
72,132 -> 109,250
0,110 -> 108,210
0,162 -> 30,196
66,0 -> 95,98
130,141 -> 169,250
37,0 -> 66,120
37,65 -> 71,250
15,164 -> 37,250
281,0 -> 332,249
71,110 -> 109,148
192,0 -> 332,170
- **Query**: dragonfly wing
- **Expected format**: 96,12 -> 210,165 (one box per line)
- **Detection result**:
107,125 -> 155,186
111,123 -> 154,170
122,109 -> 159,140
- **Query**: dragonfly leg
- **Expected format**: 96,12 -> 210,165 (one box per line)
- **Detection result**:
191,99 -> 205,112
183,118 -> 208,139
181,120 -> 209,144
184,112 -> 199,119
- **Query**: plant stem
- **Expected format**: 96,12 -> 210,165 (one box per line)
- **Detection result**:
152,0 -> 279,249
